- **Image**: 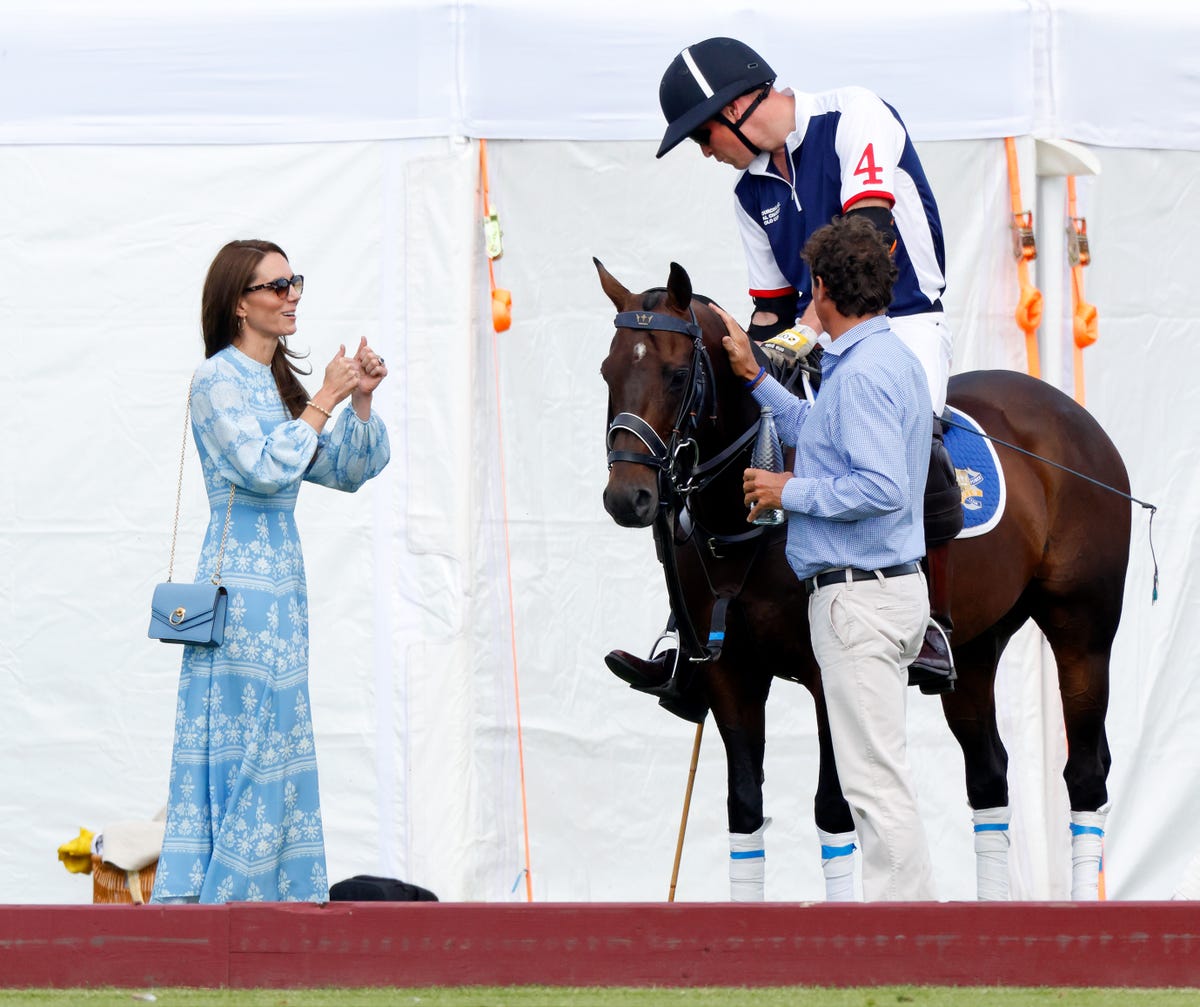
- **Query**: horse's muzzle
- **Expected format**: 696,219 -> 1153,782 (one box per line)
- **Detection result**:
603,480 -> 658,528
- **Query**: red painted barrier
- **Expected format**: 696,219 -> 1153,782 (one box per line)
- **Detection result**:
0,904 -> 228,987
2,902 -> 1199,989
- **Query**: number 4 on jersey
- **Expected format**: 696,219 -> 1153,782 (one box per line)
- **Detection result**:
854,143 -> 884,187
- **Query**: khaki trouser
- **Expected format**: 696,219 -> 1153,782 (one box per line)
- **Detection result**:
808,570 -> 936,901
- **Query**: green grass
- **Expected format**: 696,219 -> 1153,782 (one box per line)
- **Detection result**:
2,989 -> 1200,1007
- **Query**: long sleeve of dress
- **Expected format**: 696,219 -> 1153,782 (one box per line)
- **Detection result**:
305,408 -> 390,491
190,356 -> 321,495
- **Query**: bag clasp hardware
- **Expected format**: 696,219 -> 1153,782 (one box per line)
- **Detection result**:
170,607 -> 187,625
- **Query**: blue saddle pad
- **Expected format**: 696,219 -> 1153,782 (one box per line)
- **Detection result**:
943,405 -> 1006,539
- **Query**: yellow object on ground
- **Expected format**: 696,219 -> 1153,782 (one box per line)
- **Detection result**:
56,827 -> 95,874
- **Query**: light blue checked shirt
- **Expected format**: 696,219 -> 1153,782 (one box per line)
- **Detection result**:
753,314 -> 932,580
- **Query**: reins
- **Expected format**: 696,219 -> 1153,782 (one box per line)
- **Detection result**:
941,414 -> 1160,601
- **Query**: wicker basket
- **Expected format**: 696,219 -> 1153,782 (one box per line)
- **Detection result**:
91,854 -> 158,905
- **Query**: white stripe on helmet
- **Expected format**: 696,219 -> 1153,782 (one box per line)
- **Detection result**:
680,47 -> 714,98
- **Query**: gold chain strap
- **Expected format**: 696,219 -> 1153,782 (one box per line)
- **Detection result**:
211,481 -> 235,586
167,376 -> 236,585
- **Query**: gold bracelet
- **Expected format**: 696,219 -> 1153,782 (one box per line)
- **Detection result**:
306,400 -> 333,419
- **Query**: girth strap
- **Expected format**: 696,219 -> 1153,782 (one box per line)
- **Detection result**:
706,596 -> 732,661
653,509 -> 710,661
655,504 -> 779,664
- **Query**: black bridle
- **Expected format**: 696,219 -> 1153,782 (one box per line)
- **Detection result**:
606,305 -> 766,507
605,306 -> 718,503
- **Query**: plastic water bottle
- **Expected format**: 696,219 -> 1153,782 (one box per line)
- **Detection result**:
750,405 -> 786,526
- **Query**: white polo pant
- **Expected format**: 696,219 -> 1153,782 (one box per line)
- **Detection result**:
888,312 -> 952,415
808,570 -> 936,901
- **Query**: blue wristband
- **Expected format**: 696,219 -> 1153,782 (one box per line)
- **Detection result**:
744,366 -> 766,389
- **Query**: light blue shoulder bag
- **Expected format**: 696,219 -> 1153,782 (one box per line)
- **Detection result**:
148,379 -> 235,646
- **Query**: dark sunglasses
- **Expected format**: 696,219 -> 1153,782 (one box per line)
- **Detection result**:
244,274 -> 304,297
689,84 -> 772,148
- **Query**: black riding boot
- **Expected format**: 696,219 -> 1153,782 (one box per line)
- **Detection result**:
909,418 -> 962,695
605,648 -> 707,724
909,541 -> 957,694
605,621 -> 708,724
605,649 -> 673,690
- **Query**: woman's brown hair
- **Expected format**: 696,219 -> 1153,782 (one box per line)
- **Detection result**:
201,239 -> 311,419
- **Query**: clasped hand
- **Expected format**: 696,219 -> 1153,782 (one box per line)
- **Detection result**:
322,345 -> 361,403
352,335 -> 388,396
321,336 -> 389,405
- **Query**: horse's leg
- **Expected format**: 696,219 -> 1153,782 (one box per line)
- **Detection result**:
707,660 -> 771,902
940,629 -> 1014,900
1034,594 -> 1117,900
1061,657 -> 1112,901
810,683 -> 858,900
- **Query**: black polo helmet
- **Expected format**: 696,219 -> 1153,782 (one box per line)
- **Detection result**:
656,37 -> 775,158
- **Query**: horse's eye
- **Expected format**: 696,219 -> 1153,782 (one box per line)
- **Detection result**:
668,368 -> 690,392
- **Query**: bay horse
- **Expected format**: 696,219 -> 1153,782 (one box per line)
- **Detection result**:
597,259 -> 1131,901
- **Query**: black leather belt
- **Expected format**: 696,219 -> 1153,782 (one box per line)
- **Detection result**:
803,562 -> 921,596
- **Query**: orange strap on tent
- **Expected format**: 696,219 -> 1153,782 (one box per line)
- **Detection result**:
479,139 -> 512,333
478,138 -> 530,902
1004,138 -> 1043,378
1067,175 -> 1098,405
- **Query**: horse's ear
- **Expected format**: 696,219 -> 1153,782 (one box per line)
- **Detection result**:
666,262 -> 693,312
594,257 -> 634,311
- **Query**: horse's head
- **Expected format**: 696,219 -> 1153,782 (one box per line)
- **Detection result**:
596,258 -> 730,528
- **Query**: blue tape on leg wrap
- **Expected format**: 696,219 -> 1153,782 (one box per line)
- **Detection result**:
974,823 -> 1010,833
820,843 -> 856,859
1070,823 -> 1104,838
730,849 -> 764,860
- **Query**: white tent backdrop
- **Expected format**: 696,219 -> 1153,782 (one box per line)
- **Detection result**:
1,1 -> 1197,904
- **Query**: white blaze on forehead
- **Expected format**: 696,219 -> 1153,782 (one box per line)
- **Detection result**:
633,342 -> 647,362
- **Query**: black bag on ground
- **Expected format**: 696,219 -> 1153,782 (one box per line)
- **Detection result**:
329,874 -> 439,902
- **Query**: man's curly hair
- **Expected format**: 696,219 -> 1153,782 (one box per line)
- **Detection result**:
802,215 -> 897,317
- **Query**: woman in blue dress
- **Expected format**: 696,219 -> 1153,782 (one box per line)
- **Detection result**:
151,239 -> 390,903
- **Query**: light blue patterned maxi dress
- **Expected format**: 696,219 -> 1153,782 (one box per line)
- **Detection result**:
150,345 -> 389,904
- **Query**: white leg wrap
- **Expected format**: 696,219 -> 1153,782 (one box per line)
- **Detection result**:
817,827 -> 858,902
729,817 -> 771,903
1070,808 -> 1109,900
972,805 -> 1011,901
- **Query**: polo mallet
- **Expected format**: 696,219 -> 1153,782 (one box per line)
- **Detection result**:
668,720 -> 704,901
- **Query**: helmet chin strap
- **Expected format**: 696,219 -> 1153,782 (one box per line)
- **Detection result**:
718,84 -> 773,158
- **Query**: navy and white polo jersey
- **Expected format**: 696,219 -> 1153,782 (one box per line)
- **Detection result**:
734,86 -> 946,319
